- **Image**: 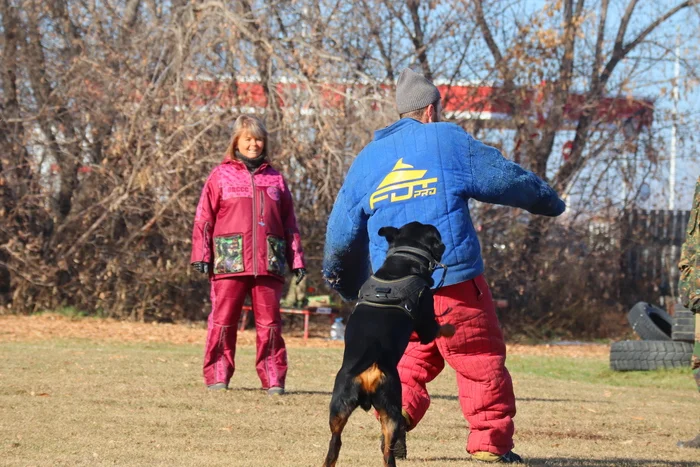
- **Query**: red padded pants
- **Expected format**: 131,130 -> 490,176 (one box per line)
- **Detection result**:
397,275 -> 516,455
203,276 -> 287,389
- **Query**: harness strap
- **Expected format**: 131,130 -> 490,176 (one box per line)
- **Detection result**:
386,246 -> 448,289
356,275 -> 428,320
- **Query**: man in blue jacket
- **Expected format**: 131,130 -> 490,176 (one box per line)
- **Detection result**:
323,68 -> 566,463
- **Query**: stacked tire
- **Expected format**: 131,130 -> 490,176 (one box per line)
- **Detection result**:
672,304 -> 696,342
610,302 -> 694,371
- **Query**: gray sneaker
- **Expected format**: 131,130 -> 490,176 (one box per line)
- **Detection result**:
267,386 -> 285,396
471,450 -> 523,463
207,382 -> 228,390
677,434 -> 700,448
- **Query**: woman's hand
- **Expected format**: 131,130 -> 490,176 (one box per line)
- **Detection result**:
191,262 -> 210,274
293,268 -> 307,285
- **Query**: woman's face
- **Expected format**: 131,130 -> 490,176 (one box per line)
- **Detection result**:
236,130 -> 265,159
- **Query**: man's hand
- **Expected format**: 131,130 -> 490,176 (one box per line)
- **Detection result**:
191,262 -> 209,274
438,324 -> 455,338
293,268 -> 307,285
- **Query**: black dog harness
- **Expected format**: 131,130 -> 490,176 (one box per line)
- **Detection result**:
356,275 -> 429,320
355,246 -> 448,320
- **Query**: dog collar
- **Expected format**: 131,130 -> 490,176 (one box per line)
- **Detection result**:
385,247 -> 448,289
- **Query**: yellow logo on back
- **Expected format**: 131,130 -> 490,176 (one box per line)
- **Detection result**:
370,159 -> 438,209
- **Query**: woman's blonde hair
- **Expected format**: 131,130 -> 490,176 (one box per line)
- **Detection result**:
225,115 -> 269,160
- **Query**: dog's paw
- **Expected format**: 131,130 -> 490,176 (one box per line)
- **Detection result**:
438,324 -> 455,337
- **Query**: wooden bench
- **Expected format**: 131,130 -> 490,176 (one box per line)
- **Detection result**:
239,305 -> 340,341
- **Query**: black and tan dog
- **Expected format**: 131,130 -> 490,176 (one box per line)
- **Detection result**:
322,222 -> 455,467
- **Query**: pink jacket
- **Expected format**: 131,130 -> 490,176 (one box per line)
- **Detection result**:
190,159 -> 305,281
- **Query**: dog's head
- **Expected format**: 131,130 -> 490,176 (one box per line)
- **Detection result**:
378,222 -> 445,262
377,222 -> 446,284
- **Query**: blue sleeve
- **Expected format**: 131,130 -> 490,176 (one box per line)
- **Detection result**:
322,166 -> 370,301
466,138 -> 566,216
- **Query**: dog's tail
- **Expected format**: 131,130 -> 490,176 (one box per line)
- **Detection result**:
355,363 -> 384,411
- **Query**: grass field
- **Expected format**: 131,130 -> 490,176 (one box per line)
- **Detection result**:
0,314 -> 699,467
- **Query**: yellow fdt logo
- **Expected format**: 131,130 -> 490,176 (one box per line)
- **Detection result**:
369,159 -> 438,209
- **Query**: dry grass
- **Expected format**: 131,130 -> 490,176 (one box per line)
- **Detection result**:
0,314 -> 699,467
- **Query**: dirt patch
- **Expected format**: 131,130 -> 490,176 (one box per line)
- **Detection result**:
508,343 -> 609,359
0,313 -> 609,357
0,313 -> 345,348
518,428 -> 619,442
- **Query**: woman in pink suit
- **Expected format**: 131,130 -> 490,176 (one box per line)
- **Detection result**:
191,115 -> 306,395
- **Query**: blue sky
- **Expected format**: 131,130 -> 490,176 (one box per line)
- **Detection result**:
521,1 -> 700,208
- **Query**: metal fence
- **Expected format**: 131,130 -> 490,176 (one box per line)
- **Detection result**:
620,209 -> 691,302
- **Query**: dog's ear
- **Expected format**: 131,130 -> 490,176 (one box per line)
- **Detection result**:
427,229 -> 445,261
378,226 -> 400,244
430,240 -> 446,262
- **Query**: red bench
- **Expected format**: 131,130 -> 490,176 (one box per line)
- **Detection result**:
239,299 -> 506,341
239,306 -> 340,341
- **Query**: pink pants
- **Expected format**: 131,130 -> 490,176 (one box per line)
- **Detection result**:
398,275 -> 516,455
203,276 -> 287,389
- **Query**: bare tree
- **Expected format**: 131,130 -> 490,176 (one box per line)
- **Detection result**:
0,0 -> 698,336
471,0 -> 699,296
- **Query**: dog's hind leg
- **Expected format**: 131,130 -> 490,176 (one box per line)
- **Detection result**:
322,411 -> 351,467
323,379 -> 360,467
377,408 -> 401,467
375,373 -> 404,467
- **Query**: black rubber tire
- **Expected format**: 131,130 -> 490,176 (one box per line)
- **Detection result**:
610,340 -> 693,371
672,304 -> 695,342
627,302 -> 672,341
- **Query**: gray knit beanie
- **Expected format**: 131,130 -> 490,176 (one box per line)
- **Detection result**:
395,68 -> 441,115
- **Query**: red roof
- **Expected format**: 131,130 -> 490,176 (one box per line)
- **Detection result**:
183,78 -> 654,130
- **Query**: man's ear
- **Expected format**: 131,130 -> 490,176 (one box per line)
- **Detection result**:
378,226 -> 400,244
422,105 -> 433,124
423,103 -> 438,123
